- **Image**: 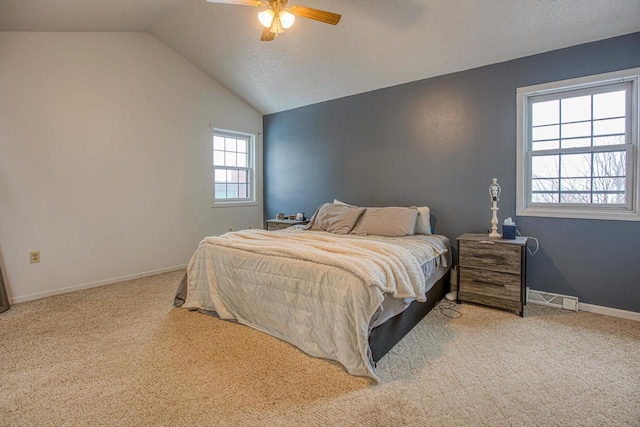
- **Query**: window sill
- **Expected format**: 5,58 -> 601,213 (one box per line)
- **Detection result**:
517,206 -> 640,222
211,200 -> 258,208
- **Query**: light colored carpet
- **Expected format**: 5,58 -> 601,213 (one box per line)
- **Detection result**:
1,269 -> 638,426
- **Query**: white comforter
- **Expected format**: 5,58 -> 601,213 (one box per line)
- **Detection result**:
182,227 -> 447,381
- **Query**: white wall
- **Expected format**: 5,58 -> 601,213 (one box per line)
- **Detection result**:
0,32 -> 263,303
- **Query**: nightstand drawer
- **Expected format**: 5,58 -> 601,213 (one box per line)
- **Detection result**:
459,240 -> 521,274
459,267 -> 520,301
265,219 -> 309,231
267,222 -> 292,231
457,291 -> 523,313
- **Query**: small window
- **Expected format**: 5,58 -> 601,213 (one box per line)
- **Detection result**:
516,68 -> 640,221
212,129 -> 255,206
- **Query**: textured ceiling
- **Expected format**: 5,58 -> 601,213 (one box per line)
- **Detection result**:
0,0 -> 186,32
2,0 -> 639,114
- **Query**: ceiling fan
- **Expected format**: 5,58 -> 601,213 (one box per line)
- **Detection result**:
205,0 -> 341,41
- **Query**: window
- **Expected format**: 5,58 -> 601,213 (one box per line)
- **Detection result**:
516,68 -> 640,221
212,129 -> 255,206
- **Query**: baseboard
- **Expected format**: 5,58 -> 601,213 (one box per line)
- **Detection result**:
577,302 -> 640,321
527,288 -> 640,321
9,264 -> 187,304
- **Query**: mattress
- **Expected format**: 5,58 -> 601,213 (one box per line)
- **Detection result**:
370,234 -> 451,328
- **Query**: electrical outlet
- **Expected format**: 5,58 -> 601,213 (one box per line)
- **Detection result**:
227,228 -> 233,232
30,251 -> 40,263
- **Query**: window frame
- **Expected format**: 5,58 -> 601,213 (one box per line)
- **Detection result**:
211,128 -> 257,208
516,68 -> 640,221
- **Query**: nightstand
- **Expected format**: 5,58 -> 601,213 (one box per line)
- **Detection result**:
265,219 -> 309,231
457,233 -> 528,317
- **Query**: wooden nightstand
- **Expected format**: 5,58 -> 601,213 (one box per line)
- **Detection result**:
265,219 -> 309,231
457,233 -> 528,317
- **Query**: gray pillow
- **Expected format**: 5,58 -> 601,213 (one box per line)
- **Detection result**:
308,203 -> 366,234
350,207 -> 418,237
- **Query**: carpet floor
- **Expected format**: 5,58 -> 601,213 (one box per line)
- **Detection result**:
1,269 -> 638,426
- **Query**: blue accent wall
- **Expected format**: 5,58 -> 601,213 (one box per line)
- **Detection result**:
264,32 -> 640,313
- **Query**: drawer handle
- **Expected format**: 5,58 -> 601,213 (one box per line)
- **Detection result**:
479,240 -> 495,244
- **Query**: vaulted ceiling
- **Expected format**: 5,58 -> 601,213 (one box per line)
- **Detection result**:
2,0 -> 639,114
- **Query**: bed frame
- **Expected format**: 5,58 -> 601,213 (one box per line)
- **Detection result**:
369,269 -> 450,362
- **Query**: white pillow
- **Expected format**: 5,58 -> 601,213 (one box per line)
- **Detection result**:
413,206 -> 432,234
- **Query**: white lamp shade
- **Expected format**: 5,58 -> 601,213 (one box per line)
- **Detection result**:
280,11 -> 295,29
258,9 -> 274,28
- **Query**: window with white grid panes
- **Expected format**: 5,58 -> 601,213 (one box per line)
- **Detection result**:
516,68 -> 640,221
212,130 -> 254,205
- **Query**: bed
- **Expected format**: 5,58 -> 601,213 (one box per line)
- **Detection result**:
174,203 -> 451,381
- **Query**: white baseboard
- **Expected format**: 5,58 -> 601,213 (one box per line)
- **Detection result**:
9,264 -> 187,304
527,288 -> 640,321
577,302 -> 640,322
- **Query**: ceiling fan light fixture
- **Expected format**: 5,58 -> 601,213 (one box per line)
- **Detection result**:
205,0 -> 341,41
269,14 -> 284,34
258,9 -> 274,28
280,11 -> 295,29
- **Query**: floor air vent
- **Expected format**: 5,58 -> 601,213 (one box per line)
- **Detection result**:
527,288 -> 579,312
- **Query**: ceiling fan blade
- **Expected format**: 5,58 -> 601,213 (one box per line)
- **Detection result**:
260,27 -> 275,41
206,0 -> 265,6
289,5 -> 341,25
